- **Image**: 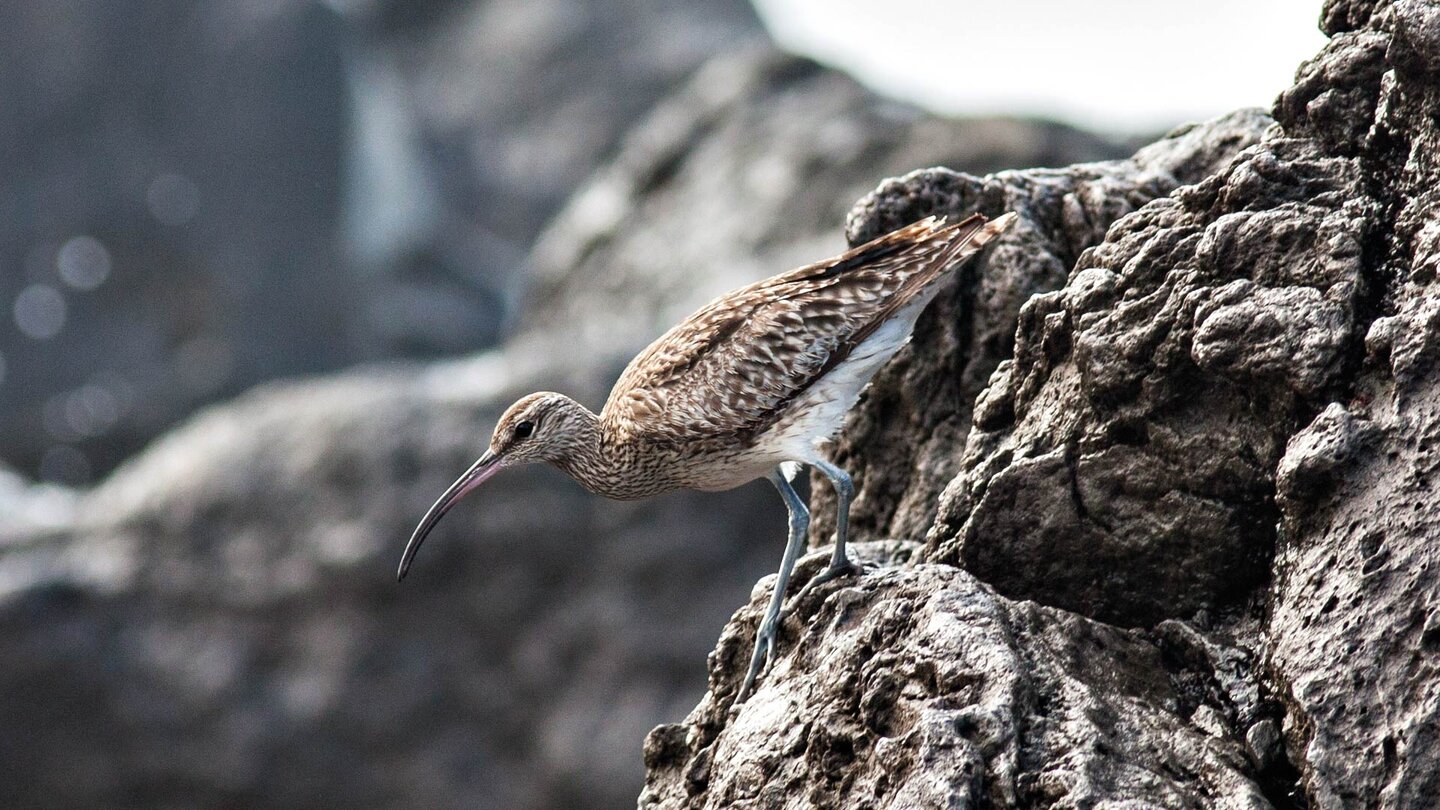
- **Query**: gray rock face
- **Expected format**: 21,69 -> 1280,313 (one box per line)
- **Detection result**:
0,357 -> 787,810
818,110 -> 1275,623
0,37 -> 1131,810
1266,0 -> 1440,803
931,126 -> 1370,626
646,1 -> 1440,807
642,544 -> 1271,809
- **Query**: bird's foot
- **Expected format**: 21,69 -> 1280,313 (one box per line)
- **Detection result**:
735,616 -> 778,704
789,556 -> 873,609
734,557 -> 877,705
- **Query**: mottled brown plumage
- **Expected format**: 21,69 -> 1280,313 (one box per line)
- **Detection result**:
400,211 -> 1017,700
606,214 -> 994,447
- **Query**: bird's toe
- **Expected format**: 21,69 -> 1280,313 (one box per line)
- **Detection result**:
736,622 -> 778,704
790,556 -> 870,605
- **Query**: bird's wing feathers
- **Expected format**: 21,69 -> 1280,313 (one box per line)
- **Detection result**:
601,213 -> 1013,444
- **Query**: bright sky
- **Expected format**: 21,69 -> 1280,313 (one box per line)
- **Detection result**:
753,0 -> 1328,134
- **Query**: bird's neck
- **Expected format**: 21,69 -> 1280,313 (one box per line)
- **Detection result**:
549,405 -> 655,500
551,405 -> 614,495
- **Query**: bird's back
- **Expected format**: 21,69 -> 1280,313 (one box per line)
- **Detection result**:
600,213 -> 1015,465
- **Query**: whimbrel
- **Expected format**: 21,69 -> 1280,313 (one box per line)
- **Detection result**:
400,211 -> 1016,701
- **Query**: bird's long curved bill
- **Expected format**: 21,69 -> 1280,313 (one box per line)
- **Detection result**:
398,450 -> 501,581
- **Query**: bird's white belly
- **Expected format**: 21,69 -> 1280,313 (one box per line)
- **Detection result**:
765,292 -> 934,465
679,290 -> 940,492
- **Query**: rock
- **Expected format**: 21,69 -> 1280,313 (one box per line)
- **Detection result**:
642,548 -> 1269,808
1268,381 -> 1440,807
1274,402 -> 1378,517
810,109 -> 1276,624
1265,0 -> 1440,802
0,462 -> 75,535
0,352 -> 790,810
925,124 -> 1375,627
1246,719 -> 1283,772
656,1 -> 1440,806
813,110 -> 1271,550
1192,280 -> 1351,397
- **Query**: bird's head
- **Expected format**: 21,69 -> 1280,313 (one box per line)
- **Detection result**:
397,391 -> 588,581
486,391 -> 584,464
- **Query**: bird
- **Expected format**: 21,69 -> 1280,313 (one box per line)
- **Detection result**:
399,211 -> 1016,701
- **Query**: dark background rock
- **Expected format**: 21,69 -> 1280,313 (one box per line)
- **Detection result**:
0,359 -> 787,810
0,0 -> 763,484
0,10 -> 1132,807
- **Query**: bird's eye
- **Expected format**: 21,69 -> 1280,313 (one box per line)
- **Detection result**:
514,420 -> 535,439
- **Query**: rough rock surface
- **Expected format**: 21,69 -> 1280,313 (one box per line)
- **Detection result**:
924,124 -> 1371,626
0,40 -> 1130,810
1265,0 -> 1440,804
643,543 -> 1271,809
646,1 -> 1440,807
816,109 -> 1272,593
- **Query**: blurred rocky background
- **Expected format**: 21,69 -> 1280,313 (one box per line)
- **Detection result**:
0,1 -> 1140,808
0,0 -> 776,484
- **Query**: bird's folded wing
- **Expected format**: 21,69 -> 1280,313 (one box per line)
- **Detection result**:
599,213 -> 1009,445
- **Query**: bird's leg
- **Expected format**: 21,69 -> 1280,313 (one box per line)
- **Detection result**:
790,458 -> 864,605
737,467 -> 810,703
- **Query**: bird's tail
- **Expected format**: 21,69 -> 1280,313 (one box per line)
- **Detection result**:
924,211 -> 1018,270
